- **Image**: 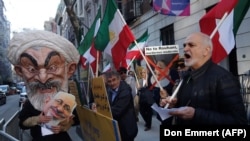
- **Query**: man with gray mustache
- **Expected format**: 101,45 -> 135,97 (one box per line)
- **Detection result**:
7,30 -> 80,141
160,32 -> 247,125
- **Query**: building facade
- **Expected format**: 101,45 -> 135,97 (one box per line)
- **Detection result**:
54,0 -> 250,76
0,0 -> 12,84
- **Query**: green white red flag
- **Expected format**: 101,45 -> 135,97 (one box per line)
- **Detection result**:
199,0 -> 250,63
126,29 -> 149,60
102,63 -> 111,73
78,8 -> 101,73
94,0 -> 135,70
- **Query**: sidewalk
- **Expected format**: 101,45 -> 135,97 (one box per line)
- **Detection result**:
135,114 -> 161,141
68,114 -> 161,141
23,114 -> 161,141
68,113 -> 161,141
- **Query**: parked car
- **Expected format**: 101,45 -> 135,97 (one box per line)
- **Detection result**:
19,86 -> 27,107
0,90 -> 6,105
9,86 -> 20,95
16,82 -> 25,91
0,85 -> 10,95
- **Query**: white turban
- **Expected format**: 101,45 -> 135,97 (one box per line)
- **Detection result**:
7,30 -> 80,65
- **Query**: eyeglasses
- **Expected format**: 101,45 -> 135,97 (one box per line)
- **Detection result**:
18,64 -> 66,76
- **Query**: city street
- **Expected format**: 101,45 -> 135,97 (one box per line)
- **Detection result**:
0,95 -> 19,120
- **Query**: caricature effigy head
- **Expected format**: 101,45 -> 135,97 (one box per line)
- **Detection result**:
43,91 -> 76,128
7,30 -> 80,111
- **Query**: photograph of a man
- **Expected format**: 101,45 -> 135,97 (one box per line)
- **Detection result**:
42,91 -> 76,135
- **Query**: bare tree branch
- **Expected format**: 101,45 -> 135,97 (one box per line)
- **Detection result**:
63,0 -> 81,43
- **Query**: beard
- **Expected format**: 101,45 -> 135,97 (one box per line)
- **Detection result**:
185,57 -> 198,68
26,79 -> 67,111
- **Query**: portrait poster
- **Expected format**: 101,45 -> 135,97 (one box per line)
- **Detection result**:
143,45 -> 180,88
41,91 -> 76,136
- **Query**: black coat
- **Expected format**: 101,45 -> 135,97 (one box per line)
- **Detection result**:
108,81 -> 138,141
175,59 -> 248,124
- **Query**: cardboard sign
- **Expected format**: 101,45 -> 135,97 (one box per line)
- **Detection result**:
77,106 -> 121,141
91,77 -> 113,119
145,45 -> 179,55
69,81 -> 82,106
70,80 -> 121,141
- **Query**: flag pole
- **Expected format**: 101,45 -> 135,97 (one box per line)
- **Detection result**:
164,79 -> 183,108
127,56 -> 136,70
130,63 -> 140,87
134,40 -> 164,91
133,69 -> 140,87
210,12 -> 228,39
117,8 -> 163,90
96,50 -> 99,77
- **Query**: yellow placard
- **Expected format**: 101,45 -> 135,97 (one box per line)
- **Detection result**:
69,80 -> 82,106
76,106 -> 121,141
69,80 -> 121,141
91,77 -> 112,119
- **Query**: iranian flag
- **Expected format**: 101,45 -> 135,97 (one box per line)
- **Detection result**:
78,8 -> 101,73
126,29 -> 149,60
102,63 -> 111,73
94,0 -> 135,70
199,0 -> 250,63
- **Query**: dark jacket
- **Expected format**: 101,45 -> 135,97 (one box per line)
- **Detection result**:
19,100 -> 74,141
175,59 -> 247,124
108,81 -> 138,141
138,73 -> 154,105
153,68 -> 179,105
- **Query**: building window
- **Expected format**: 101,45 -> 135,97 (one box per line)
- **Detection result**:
79,0 -> 83,15
117,0 -> 123,14
160,24 -> 174,45
135,0 -> 142,16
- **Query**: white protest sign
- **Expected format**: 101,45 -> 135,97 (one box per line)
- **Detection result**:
145,45 -> 179,55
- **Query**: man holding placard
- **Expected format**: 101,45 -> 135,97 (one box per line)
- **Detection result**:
106,71 -> 138,141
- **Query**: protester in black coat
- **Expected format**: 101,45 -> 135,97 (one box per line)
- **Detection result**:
138,67 -> 154,131
106,71 -> 138,141
19,100 -> 79,141
161,32 -> 247,124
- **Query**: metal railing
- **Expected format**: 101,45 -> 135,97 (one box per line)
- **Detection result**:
0,110 -> 21,141
0,118 -> 4,130
0,131 -> 19,141
3,110 -> 21,140
0,118 -> 19,141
